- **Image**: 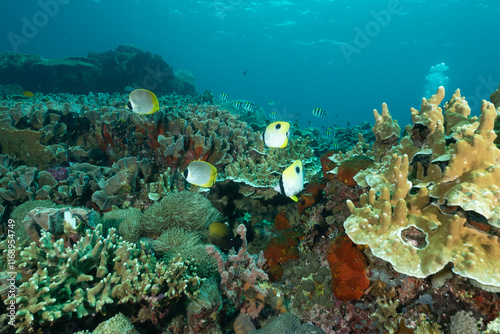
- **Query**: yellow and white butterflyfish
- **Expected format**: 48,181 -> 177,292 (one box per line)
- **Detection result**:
273,160 -> 304,202
183,161 -> 218,188
262,121 -> 290,148
126,89 -> 159,114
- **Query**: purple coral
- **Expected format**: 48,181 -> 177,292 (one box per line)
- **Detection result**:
206,224 -> 268,309
47,167 -> 69,181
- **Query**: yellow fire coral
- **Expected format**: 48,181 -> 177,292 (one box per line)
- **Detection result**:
345,87 -> 500,288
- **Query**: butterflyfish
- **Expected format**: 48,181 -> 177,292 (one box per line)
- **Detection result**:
274,160 -> 304,202
262,121 -> 290,148
127,89 -> 159,114
183,161 -> 218,188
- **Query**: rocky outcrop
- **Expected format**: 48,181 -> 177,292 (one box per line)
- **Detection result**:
0,45 -> 197,96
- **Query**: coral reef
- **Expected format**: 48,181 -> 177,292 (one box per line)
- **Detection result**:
2,78 -> 500,333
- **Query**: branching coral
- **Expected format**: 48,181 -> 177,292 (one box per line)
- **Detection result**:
3,224 -> 203,333
344,87 -> 500,288
206,224 -> 269,313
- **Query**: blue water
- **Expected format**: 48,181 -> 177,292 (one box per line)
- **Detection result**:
1,0 -> 499,130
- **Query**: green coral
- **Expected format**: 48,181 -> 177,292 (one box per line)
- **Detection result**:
153,227 -> 219,278
140,191 -> 222,236
102,208 -> 142,242
4,224 -> 203,333
9,199 -> 59,242
75,313 -> 139,334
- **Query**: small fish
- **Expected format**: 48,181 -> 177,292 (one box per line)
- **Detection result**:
268,111 -> 279,119
242,101 -> 256,112
219,93 -> 229,101
233,101 -> 242,110
183,161 -> 217,188
22,91 -> 34,97
324,127 -> 334,139
274,160 -> 304,202
263,121 -> 290,148
311,107 -> 327,117
204,222 -> 235,249
127,89 -> 159,114
347,122 -> 351,127
124,85 -> 136,92
268,99 -> 278,106
243,70 -> 248,76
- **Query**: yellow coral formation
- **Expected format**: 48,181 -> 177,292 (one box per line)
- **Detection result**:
373,103 -> 401,141
411,86 -> 445,135
345,87 -> 500,288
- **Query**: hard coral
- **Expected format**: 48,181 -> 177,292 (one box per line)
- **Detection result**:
3,224 -> 203,333
344,87 -> 500,288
